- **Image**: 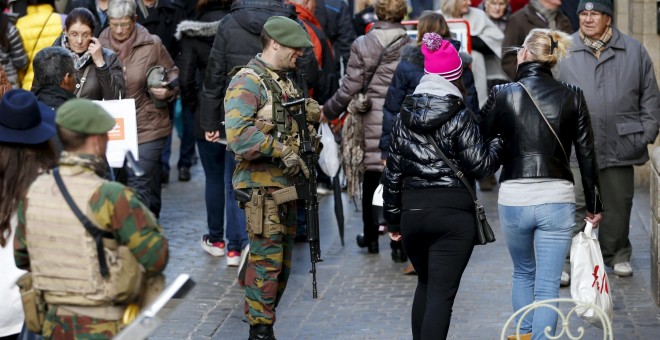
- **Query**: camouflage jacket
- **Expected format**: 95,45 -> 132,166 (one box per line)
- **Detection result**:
224,55 -> 301,189
13,153 -> 169,339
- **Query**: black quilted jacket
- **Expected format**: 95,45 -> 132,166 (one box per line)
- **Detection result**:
382,75 -> 503,231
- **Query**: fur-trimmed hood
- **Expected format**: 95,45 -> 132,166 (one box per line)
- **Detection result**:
175,20 -> 220,40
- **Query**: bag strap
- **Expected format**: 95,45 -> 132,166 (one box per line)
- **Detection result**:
361,35 -> 404,93
425,135 -> 479,203
75,65 -> 91,98
29,12 -> 55,61
517,82 -> 569,163
52,168 -> 114,278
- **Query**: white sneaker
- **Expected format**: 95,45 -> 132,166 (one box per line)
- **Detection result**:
560,271 -> 570,287
201,235 -> 226,257
613,262 -> 633,277
226,250 -> 241,267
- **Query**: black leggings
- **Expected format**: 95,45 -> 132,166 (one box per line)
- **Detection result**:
400,188 -> 476,340
361,170 -> 381,242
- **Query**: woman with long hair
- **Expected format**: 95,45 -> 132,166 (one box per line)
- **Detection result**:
0,89 -> 57,340
480,29 -> 603,339
383,32 -> 502,339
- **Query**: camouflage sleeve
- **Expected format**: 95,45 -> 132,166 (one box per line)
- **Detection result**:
224,72 -> 284,160
90,182 -> 169,275
13,199 -> 30,270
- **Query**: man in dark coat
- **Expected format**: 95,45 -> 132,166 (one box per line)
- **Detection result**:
315,0 -> 356,74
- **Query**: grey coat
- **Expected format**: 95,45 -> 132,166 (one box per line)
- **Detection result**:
322,21 -> 411,172
556,27 -> 660,169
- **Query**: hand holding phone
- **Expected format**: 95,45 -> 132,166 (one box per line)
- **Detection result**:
88,37 -> 105,67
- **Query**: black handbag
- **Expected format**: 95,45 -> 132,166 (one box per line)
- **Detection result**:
425,135 -> 496,245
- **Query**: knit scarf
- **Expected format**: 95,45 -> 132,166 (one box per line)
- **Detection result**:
61,34 -> 91,70
580,25 -> 612,59
530,0 -> 558,29
108,26 -> 138,63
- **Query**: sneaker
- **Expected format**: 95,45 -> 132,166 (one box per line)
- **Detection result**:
560,271 -> 570,287
613,261 -> 633,277
226,250 -> 241,266
237,244 -> 250,286
201,235 -> 226,256
316,183 -> 332,195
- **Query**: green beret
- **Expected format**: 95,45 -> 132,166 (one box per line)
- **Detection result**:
263,16 -> 313,48
56,99 -> 116,134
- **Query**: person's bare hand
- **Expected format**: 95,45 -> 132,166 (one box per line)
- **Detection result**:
88,38 -> 105,67
586,212 -> 602,228
205,130 -> 220,142
319,111 -> 328,123
389,231 -> 402,242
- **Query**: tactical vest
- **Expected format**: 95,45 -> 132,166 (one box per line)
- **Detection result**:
25,167 -> 143,307
232,63 -> 302,142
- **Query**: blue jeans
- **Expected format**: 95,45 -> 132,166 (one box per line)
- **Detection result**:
197,139 -> 248,251
224,154 -> 248,251
499,203 -> 575,339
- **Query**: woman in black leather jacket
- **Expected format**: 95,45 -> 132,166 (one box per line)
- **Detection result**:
480,29 -> 604,340
382,33 -> 502,340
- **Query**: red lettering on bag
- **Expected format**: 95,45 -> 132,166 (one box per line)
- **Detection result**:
591,265 -> 609,294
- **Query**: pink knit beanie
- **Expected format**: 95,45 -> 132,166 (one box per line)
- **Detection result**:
421,33 -> 463,81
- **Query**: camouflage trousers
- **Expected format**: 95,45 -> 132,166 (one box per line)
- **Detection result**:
42,306 -> 120,339
244,199 -> 297,325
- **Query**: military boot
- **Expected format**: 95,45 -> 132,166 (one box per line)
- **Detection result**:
248,324 -> 276,340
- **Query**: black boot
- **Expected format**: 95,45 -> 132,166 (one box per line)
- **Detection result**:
356,234 -> 379,253
249,324 -> 276,340
390,241 -> 407,263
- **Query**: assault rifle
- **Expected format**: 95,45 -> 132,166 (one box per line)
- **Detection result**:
281,97 -> 322,299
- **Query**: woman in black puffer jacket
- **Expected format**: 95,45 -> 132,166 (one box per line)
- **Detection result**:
382,33 -> 501,340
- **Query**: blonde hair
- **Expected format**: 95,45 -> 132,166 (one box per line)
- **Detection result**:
523,28 -> 571,67
374,0 -> 408,23
441,0 -> 463,19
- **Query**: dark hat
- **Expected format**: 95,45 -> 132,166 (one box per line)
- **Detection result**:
577,0 -> 613,16
56,99 -> 116,134
0,89 -> 56,144
263,16 -> 313,48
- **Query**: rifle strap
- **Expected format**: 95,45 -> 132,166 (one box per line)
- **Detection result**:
53,168 -> 114,278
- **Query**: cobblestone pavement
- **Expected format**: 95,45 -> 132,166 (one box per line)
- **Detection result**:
154,155 -> 660,339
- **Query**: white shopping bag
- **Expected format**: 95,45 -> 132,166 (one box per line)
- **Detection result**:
93,99 -> 139,168
318,122 -> 340,177
570,221 -> 614,327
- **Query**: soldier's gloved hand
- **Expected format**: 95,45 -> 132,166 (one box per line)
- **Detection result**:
306,98 -> 321,122
281,145 -> 310,178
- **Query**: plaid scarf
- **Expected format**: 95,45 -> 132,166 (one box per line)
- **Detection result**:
580,25 -> 613,58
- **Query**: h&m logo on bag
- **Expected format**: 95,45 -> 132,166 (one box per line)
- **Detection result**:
591,265 -> 609,294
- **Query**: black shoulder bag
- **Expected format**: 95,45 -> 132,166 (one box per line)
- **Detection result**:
425,136 -> 496,245
53,168 -> 115,277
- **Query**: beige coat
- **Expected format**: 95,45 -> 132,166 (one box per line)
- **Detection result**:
323,21 -> 411,172
99,24 -> 178,144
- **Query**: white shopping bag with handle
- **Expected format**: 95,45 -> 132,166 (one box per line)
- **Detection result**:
318,122 -> 340,177
570,221 -> 614,327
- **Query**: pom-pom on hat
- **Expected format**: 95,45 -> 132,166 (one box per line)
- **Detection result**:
421,33 -> 463,81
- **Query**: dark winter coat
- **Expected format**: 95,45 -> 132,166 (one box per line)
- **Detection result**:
315,0 -> 356,71
322,21 -> 411,172
501,4 -> 573,80
382,74 -> 502,231
136,0 -> 186,60
175,7 -> 229,139
199,0 -> 319,137
379,41 -> 479,158
480,62 -> 603,214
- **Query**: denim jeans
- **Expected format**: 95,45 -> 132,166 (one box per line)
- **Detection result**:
162,101 -> 196,172
224,154 -> 248,251
499,203 -> 575,339
197,139 -> 248,251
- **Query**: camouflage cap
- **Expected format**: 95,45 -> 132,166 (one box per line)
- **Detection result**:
56,99 -> 116,134
263,16 -> 313,48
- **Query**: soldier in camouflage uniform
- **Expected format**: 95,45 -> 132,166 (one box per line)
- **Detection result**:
14,99 -> 169,339
225,16 -> 319,340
